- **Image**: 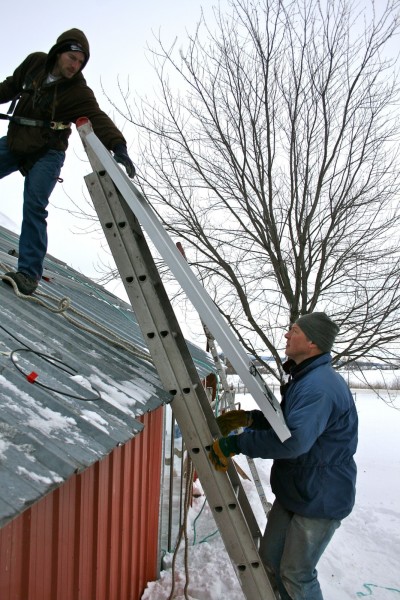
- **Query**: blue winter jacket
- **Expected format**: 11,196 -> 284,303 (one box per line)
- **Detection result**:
236,353 -> 358,520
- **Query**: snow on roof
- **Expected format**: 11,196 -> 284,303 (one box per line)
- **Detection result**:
0,225 -> 214,528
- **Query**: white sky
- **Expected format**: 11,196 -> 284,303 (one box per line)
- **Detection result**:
0,0 -> 229,304
1,0 -> 398,340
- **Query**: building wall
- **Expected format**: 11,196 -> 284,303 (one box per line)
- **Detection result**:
0,407 -> 164,600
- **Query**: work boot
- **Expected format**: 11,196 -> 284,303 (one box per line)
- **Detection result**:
2,271 -> 38,295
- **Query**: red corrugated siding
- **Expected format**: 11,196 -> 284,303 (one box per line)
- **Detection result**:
0,407 -> 164,600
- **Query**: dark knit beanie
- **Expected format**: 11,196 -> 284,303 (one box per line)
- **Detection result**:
295,312 -> 339,353
56,41 -> 87,56
47,28 -> 90,71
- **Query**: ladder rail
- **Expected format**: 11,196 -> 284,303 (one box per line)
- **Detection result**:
78,120 -> 279,599
83,170 -> 276,599
85,171 -> 262,531
77,121 -> 290,444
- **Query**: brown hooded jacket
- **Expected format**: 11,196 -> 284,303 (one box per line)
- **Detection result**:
0,29 -> 126,165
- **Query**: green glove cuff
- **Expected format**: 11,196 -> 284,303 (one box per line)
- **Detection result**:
218,435 -> 240,457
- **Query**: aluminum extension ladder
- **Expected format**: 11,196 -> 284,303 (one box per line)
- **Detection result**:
77,118 -> 290,600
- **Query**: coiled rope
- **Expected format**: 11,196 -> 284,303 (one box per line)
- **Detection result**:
1,265 -> 152,364
167,456 -> 194,600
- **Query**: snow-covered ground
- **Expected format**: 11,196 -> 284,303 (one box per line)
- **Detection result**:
141,385 -> 400,600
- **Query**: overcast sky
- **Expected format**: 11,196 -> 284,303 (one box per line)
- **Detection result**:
1,0 -> 398,333
0,0 -> 228,305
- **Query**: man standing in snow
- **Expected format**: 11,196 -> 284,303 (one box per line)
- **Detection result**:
0,29 -> 135,295
209,312 -> 358,600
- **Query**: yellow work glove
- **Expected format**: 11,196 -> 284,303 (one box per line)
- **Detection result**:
216,409 -> 252,436
208,436 -> 240,472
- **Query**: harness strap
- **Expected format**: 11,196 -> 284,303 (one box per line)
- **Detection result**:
7,96 -> 20,115
0,112 -> 71,130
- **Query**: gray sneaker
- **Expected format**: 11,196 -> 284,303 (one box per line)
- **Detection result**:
2,271 -> 38,295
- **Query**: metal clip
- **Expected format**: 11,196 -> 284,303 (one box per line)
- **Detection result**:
50,121 -> 71,130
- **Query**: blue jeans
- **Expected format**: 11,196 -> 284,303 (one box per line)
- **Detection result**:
0,136 -> 65,280
259,500 -> 341,600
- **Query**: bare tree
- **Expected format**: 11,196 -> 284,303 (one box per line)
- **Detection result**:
105,0 -> 400,381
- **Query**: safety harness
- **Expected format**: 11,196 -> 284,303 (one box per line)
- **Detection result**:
0,112 -> 71,130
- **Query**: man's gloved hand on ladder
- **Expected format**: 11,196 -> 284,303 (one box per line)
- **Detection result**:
209,435 -> 240,472
216,409 -> 253,436
113,143 -> 136,178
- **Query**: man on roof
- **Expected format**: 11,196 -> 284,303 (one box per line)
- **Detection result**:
0,29 -> 135,295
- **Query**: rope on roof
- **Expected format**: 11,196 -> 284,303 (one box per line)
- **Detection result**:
1,263 -> 153,364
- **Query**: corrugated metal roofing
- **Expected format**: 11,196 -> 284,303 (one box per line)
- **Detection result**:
0,225 -> 214,528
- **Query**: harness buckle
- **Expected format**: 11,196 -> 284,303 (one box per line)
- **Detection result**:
50,121 -> 71,131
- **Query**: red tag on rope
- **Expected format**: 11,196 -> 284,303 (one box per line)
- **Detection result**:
27,371 -> 38,383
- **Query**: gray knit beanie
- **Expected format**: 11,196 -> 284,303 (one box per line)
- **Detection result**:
295,312 -> 339,353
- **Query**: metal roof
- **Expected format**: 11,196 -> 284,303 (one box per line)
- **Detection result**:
0,225 -> 214,528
